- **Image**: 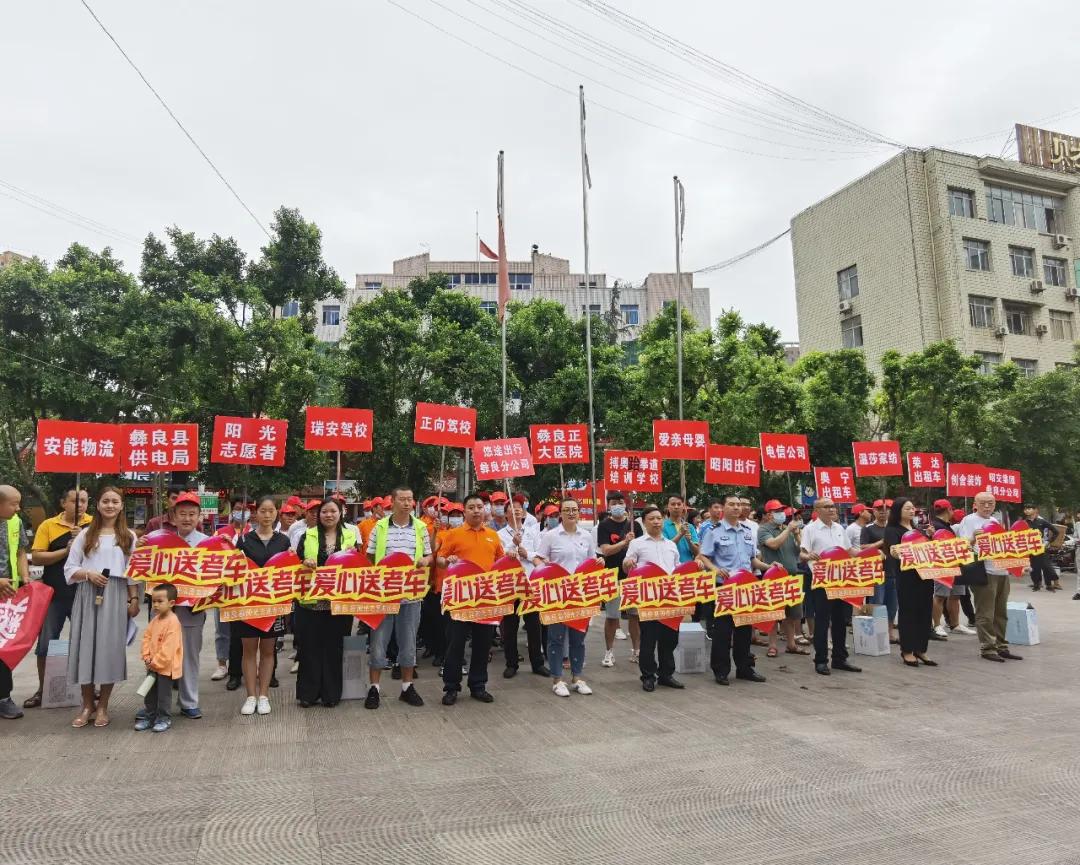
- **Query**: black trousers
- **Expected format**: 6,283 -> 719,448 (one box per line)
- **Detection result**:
1029,553 -> 1057,588
639,620 -> 679,681
811,588 -> 850,665
144,672 -> 173,721
711,616 -> 752,678
420,591 -> 448,658
442,620 -> 493,694
0,660 -> 11,700
502,607 -> 545,671
897,570 -> 933,655
959,591 -> 976,624
294,606 -> 353,705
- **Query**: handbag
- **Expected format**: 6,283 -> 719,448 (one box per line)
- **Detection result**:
956,559 -> 987,587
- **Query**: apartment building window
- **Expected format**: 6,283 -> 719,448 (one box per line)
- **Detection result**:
586,303 -> 602,314
963,238 -> 991,271
948,188 -> 975,218
986,184 -> 1064,234
364,281 -> 382,290
1050,309 -> 1074,341
1056,362 -> 1076,370
479,301 -> 497,315
464,273 -> 497,285
447,273 -> 462,285
509,273 -> 532,288
976,351 -> 1002,375
840,314 -> 864,349
620,304 -> 640,325
1009,246 -> 1035,278
968,295 -> 995,328
837,265 -> 859,300
321,305 -> 341,326
1044,256 -> 1068,287
577,280 -> 598,288
1013,358 -> 1038,378
1003,302 -> 1032,335
281,300 -> 299,318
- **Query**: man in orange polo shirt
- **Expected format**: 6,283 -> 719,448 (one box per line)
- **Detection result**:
359,496 -> 388,552
436,495 -> 504,705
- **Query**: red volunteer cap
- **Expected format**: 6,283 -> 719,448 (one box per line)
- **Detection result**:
422,496 -> 436,507
286,495 -> 302,507
541,504 -> 559,517
763,499 -> 785,512
446,502 -> 464,513
952,508 -> 966,523
933,498 -> 952,511
280,504 -> 296,515
851,504 -> 867,517
305,499 -> 321,511
512,493 -> 527,504
872,499 -> 885,508
174,492 -> 201,507
783,507 -> 795,517
489,491 -> 508,503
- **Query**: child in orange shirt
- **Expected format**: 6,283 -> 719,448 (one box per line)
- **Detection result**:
136,583 -> 183,733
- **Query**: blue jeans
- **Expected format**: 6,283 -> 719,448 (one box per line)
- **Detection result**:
370,601 -> 422,669
546,623 -> 587,678
872,577 -> 898,624
213,608 -> 230,661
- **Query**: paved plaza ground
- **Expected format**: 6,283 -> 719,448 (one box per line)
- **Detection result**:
1,580 -> 1077,865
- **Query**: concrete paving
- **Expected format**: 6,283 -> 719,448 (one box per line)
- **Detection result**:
1,581 -> 1077,865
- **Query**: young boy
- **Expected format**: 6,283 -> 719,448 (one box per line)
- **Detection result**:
136,583 -> 183,733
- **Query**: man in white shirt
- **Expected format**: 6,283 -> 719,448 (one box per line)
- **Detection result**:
288,500 -> 319,546
498,502 -> 548,678
534,498 -> 603,698
957,491 -> 1022,663
800,497 -> 862,677
846,504 -> 871,550
623,505 -> 683,692
739,497 -> 759,549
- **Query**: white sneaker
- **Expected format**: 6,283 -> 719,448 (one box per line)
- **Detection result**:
601,650 -> 615,668
552,681 -> 570,698
952,623 -> 976,635
289,660 -> 299,674
211,665 -> 228,681
614,629 -> 628,640
629,650 -> 639,663
571,680 -> 593,695
240,696 -> 257,716
256,696 -> 271,715
933,624 -> 950,639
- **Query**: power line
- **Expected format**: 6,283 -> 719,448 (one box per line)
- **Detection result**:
692,229 -> 791,274
0,179 -> 143,247
78,0 -> 270,238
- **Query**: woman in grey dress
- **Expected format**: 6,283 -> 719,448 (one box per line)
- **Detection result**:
64,486 -> 140,728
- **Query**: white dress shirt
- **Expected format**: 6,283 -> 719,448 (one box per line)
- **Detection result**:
800,518 -> 854,556
957,512 -> 1007,575
498,520 -> 541,576
625,533 -> 680,574
535,524 -> 596,571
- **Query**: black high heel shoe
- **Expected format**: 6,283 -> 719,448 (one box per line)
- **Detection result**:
902,655 -> 919,667
914,654 -> 938,667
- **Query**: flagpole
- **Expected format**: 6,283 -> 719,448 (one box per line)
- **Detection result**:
497,152 -> 509,439
580,85 -> 598,516
673,175 -> 686,500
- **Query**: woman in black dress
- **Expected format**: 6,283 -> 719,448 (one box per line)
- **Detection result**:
294,497 -> 357,707
235,496 -> 290,716
886,497 -> 936,668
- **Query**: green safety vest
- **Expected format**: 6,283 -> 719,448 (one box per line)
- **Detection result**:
5,516 -> 21,588
302,525 -> 358,562
373,515 -> 427,563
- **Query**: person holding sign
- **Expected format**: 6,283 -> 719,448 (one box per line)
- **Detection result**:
497,500 -> 548,679
533,498 -> 604,698
758,499 -> 807,658
165,493 -> 210,719
63,487 -> 140,728
886,498 -> 936,668
697,494 -> 767,687
0,485 -> 31,720
364,486 -> 432,710
622,505 -> 682,692
436,495 -> 504,705
598,490 -> 642,669
800,497 -> 862,676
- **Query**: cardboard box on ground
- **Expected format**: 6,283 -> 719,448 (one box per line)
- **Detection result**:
675,622 -> 708,674
853,604 -> 890,657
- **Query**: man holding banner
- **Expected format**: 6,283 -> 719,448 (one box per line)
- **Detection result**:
167,493 -> 211,718
0,485 -> 31,719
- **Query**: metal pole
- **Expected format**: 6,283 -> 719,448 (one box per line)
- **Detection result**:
501,313 -> 508,439
438,446 -> 446,500
558,464 -> 565,497
674,176 -> 686,500
464,447 -> 471,498
580,85 -> 598,514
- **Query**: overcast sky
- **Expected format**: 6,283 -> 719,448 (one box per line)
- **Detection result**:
4,1 -> 1079,340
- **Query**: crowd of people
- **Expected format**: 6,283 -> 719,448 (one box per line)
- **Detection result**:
0,480 -> 1073,729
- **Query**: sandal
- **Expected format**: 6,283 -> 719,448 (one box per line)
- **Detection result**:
94,715 -> 111,728
785,646 -> 810,655
794,635 -> 810,646
71,709 -> 93,728
22,691 -> 42,709
766,647 -> 778,658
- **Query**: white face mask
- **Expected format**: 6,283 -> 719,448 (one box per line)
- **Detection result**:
772,511 -> 786,525
232,509 -> 249,522
610,505 -> 626,519
492,505 -> 505,517
449,516 -> 464,528
483,503 -> 492,517
439,514 -> 449,526
545,517 -> 560,530
425,506 -> 435,517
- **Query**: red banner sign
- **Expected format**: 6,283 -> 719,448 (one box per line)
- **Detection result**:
813,466 -> 857,504
652,419 -> 709,460
758,433 -> 810,472
895,537 -> 974,581
604,450 -> 663,492
0,582 -> 54,671
852,440 -> 902,477
946,463 -> 987,497
713,573 -> 804,622
440,563 -> 527,622
304,406 -> 373,452
473,438 -> 535,480
413,402 -> 477,447
567,483 -> 607,520
519,564 -> 620,625
907,452 -> 945,487
619,570 -> 715,615
984,468 -> 1022,503
974,529 -> 1044,562
704,444 -> 761,487
121,423 -> 198,472
35,419 -> 122,473
529,424 -> 589,464
210,416 -> 288,466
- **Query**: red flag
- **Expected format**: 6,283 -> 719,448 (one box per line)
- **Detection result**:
0,582 -> 54,671
497,152 -> 510,321
479,239 -> 499,260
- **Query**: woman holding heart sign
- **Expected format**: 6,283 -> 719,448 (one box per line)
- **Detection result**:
885,498 -> 936,668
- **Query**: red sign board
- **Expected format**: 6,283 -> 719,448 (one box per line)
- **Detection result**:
35,419 -> 122,473
758,433 -> 811,472
907,452 -> 945,487
304,407 -> 373,452
852,440 -> 902,477
604,450 -> 663,492
210,416 -> 288,466
985,468 -> 1022,503
946,463 -> 987,497
413,402 -> 477,447
121,424 -> 198,472
652,419 -> 709,460
529,424 -> 589,464
568,483 -> 607,520
473,438 -> 535,480
813,467 -> 857,504
704,444 -> 761,487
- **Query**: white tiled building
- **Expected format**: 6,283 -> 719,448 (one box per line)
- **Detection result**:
791,147 -> 1080,376
307,249 -> 711,344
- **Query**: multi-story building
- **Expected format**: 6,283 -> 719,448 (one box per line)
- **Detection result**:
308,248 -> 711,343
0,250 -> 28,269
791,136 -> 1080,377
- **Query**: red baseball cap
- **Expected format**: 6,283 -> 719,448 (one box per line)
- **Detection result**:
286,495 -> 302,507
280,503 -> 296,515
933,498 -> 952,511
952,508 -> 966,523
763,499 -> 785,512
783,507 -> 795,517
885,499 -> 894,507
490,491 -> 508,503
446,502 -> 464,514
512,493 -> 528,504
478,491 -> 490,501
305,499 -> 321,511
174,492 -> 201,508
872,499 -> 885,508
422,496 -> 436,508
851,504 -> 867,517
541,504 -> 559,517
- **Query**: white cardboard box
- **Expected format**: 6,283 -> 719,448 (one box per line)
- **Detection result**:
1006,602 -> 1039,646
853,605 -> 890,656
340,635 -> 369,700
674,622 -> 708,674
42,639 -> 81,709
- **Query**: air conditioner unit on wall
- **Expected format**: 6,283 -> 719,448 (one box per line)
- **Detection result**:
1030,279 -> 1044,293
1066,288 -> 1079,300
838,300 -> 853,314
1035,323 -> 1048,336
994,325 -> 1008,337
1053,234 -> 1071,249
